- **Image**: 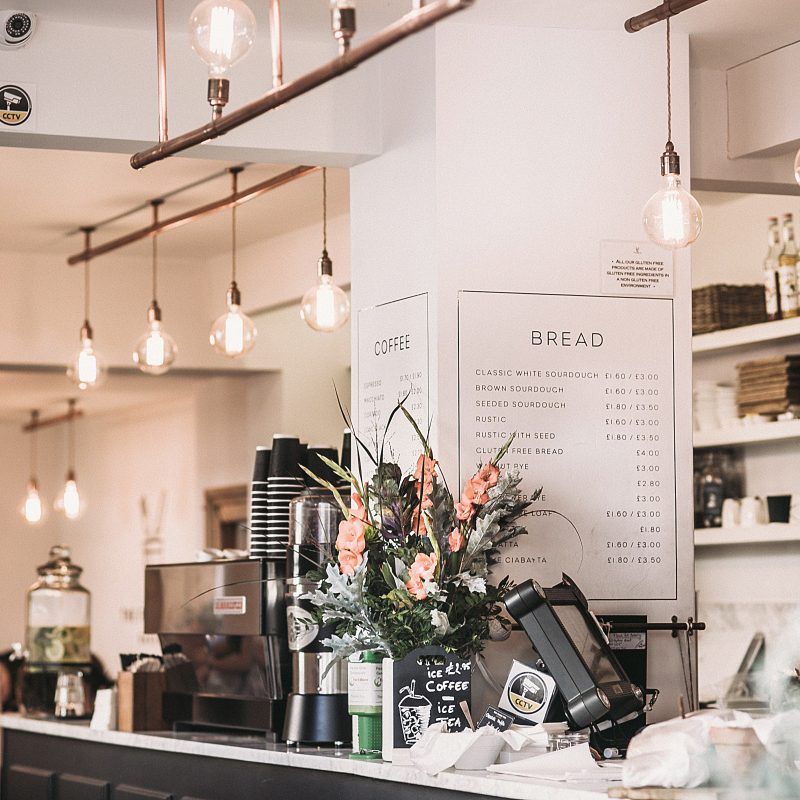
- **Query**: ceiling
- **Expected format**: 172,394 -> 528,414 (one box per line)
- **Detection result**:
0,368 -> 265,424
19,0 -> 800,71
0,148 -> 348,259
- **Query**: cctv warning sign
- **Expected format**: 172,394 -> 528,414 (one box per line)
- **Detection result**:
0,84 -> 33,127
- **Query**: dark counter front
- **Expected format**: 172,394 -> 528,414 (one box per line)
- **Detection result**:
2,728 -> 488,800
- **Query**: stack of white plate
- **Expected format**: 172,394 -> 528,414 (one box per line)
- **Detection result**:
693,381 -> 719,431
715,383 -> 739,428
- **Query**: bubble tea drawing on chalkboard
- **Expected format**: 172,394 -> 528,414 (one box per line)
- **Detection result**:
398,680 -> 433,745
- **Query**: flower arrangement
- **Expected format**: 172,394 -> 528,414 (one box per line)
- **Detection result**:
302,404 -> 537,662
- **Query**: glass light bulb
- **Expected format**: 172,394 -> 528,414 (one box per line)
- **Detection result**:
67,336 -> 106,390
794,148 -> 800,187
642,172 -> 703,249
189,0 -> 256,77
55,477 -> 83,521
209,303 -> 257,357
20,480 -> 44,525
133,320 -> 177,375
300,275 -> 350,332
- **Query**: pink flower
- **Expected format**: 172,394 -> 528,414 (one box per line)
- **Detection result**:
455,498 -> 475,522
338,549 -> 363,576
413,454 -> 438,482
463,477 -> 490,506
409,552 -> 437,582
476,463 -> 500,489
406,575 -> 428,600
351,492 -> 367,522
448,528 -> 465,552
336,518 -> 365,554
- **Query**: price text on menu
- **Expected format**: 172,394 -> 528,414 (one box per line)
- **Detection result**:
458,291 -> 677,601
357,293 -> 430,472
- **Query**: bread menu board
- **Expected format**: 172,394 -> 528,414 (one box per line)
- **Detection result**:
357,293 -> 430,471
458,291 -> 677,601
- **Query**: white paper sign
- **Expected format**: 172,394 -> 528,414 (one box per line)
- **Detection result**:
357,293 -> 429,472
458,291 -> 677,601
600,240 -> 673,297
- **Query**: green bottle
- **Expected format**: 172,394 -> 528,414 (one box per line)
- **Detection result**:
348,651 -> 383,760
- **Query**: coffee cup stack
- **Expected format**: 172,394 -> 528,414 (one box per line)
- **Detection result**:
261,435 -> 306,561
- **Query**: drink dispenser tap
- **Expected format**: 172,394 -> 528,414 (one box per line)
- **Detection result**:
282,482 -> 351,745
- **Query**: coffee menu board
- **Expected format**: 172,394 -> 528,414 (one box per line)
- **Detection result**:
458,291 -> 677,601
357,293 -> 430,472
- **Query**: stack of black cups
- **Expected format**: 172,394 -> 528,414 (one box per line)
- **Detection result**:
248,447 -> 271,557
261,435 -> 306,561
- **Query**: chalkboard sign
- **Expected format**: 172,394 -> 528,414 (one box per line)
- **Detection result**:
391,646 -> 471,749
478,705 -> 515,732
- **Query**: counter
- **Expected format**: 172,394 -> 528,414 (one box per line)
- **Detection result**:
0,714 -> 608,800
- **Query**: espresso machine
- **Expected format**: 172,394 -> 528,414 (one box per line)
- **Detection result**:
282,470 -> 351,745
144,558 -> 290,737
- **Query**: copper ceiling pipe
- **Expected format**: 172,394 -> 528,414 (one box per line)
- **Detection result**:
156,0 -> 168,143
23,406 -> 84,433
67,165 -> 317,266
130,0 -> 474,169
624,0 -> 710,32
269,0 -> 284,89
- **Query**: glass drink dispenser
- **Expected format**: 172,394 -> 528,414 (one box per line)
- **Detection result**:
22,545 -> 91,716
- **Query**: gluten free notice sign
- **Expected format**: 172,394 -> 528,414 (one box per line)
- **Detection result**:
600,240 -> 673,297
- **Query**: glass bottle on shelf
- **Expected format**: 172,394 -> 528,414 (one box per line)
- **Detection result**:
778,213 -> 799,319
763,216 -> 782,321
700,452 -> 724,528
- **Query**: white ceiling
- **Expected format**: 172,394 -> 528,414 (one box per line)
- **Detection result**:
0,147 -> 349,259
0,368 -> 263,424
19,0 -> 800,71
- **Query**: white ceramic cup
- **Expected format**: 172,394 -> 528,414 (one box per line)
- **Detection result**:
721,498 -> 740,528
739,496 -> 766,527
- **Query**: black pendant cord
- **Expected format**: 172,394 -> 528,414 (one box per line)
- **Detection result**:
666,16 -> 672,145
79,226 -> 95,328
68,401 -> 76,475
322,167 -> 328,253
151,200 -> 163,304
29,411 -> 38,480
230,168 -> 241,285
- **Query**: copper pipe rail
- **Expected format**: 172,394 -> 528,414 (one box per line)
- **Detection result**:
67,165 -> 317,266
23,407 -> 84,433
625,0 -> 710,32
131,0 -> 474,169
155,0 -> 168,143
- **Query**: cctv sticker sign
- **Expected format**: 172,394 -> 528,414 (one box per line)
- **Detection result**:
0,83 -> 36,129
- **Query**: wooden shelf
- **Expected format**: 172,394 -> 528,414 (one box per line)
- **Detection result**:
693,418 -> 800,447
693,317 -> 800,355
695,524 -> 800,547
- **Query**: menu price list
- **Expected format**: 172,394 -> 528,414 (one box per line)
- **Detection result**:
458,291 -> 677,601
357,294 -> 429,472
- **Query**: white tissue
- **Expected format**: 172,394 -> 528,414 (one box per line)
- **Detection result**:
90,687 -> 117,731
489,743 -> 623,783
410,723 -> 531,775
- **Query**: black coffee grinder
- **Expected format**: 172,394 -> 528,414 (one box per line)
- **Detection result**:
282,451 -> 351,746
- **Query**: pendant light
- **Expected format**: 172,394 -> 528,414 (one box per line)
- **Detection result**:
300,168 -> 350,332
642,18 -> 702,250
189,0 -> 256,119
67,228 -> 106,390
133,200 -> 177,375
20,410 -> 44,525
209,167 -> 257,357
54,400 -> 84,521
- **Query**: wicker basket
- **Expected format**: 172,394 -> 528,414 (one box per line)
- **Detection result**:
692,284 -> 768,336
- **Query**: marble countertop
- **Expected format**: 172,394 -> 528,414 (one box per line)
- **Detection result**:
1,714 -> 608,800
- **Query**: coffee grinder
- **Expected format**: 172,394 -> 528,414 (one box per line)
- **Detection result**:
283,452 -> 350,745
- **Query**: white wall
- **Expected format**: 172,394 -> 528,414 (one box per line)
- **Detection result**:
351,15 -> 695,719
